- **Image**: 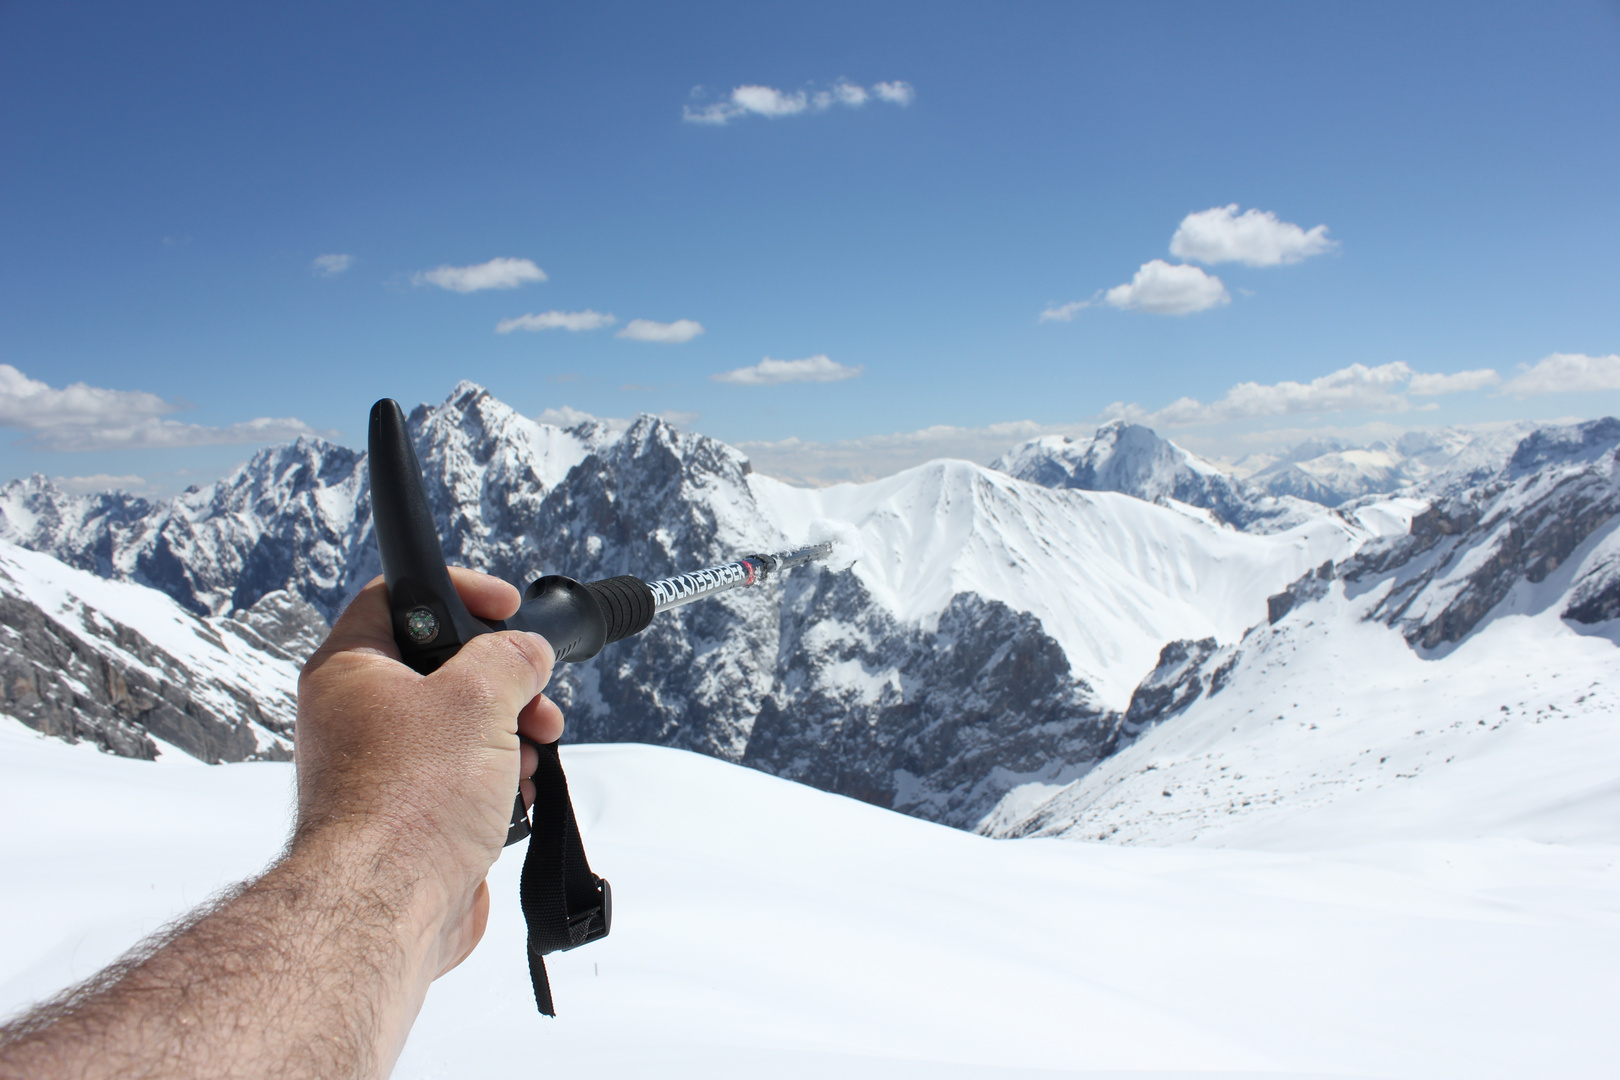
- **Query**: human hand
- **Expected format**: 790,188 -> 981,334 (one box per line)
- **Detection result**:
293,568 -> 565,977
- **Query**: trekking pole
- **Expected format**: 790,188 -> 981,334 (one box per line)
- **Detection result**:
367,398 -> 840,1015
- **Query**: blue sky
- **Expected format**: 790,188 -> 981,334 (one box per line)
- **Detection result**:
2,1 -> 1618,491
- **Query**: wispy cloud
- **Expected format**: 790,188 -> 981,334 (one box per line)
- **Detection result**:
0,364 -> 335,451
1103,260 -> 1230,315
616,318 -> 705,343
683,80 -> 914,125
1039,298 -> 1096,323
496,310 -> 616,333
53,474 -> 151,495
1499,353 -> 1620,397
311,253 -> 354,277
711,355 -> 862,386
1103,361 -> 1503,428
872,81 -> 916,106
1169,205 -> 1337,267
413,257 -> 547,293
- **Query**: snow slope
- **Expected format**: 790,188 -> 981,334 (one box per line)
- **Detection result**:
993,576 -> 1620,850
753,461 -> 1360,708
0,722 -> 1614,1079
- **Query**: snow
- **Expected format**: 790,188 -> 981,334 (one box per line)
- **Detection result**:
754,461 -> 1362,707
0,721 -> 1614,1078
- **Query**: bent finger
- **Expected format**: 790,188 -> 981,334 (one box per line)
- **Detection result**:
448,566 -> 521,622
518,693 -> 565,745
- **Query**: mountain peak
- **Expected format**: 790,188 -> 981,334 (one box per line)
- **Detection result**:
1507,417 -> 1620,477
990,422 -> 1312,531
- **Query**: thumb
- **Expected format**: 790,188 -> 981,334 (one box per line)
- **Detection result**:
426,629 -> 556,735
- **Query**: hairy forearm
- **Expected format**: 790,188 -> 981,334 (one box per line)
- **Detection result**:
0,831 -> 453,1080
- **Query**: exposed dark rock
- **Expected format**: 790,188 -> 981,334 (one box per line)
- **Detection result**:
745,577 -> 1113,828
230,589 -> 331,664
1267,561 -> 1336,625
1123,637 -> 1222,730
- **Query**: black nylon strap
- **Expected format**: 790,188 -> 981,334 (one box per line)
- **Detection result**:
518,740 -> 611,1016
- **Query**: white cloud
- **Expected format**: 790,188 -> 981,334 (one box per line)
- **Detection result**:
683,80 -> 913,125
1104,260 -> 1230,315
413,257 -> 547,293
1102,361 -> 1502,429
1039,298 -> 1095,323
617,318 -> 705,344
734,85 -> 809,117
0,364 -> 335,451
821,82 -> 869,108
1123,363 -> 1415,426
0,364 -> 173,431
54,474 -> 150,495
872,80 -> 916,106
1499,353 -> 1620,397
311,253 -> 354,277
711,355 -> 862,386
1409,368 -> 1500,395
496,310 -> 616,333
1169,204 -> 1338,267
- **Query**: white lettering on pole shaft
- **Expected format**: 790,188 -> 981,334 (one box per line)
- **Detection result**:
649,562 -> 745,606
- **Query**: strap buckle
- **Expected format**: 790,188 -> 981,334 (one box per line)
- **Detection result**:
560,877 -> 612,951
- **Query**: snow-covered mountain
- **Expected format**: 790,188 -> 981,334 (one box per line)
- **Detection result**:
0,384 -> 1363,827
986,416 -> 1620,844
2,385 -> 1615,835
996,418 -> 1546,518
991,421 -> 1320,531
514,410 -> 1360,825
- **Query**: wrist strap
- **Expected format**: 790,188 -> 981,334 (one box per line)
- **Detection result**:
513,740 -> 612,1016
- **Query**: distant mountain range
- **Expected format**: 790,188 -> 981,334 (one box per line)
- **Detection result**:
2,384 -> 1616,834
991,417 -> 1544,518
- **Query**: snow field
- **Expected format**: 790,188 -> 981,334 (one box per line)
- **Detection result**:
2,722 -> 1614,1078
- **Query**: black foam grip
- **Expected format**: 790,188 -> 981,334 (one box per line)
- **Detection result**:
586,576 -> 657,644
